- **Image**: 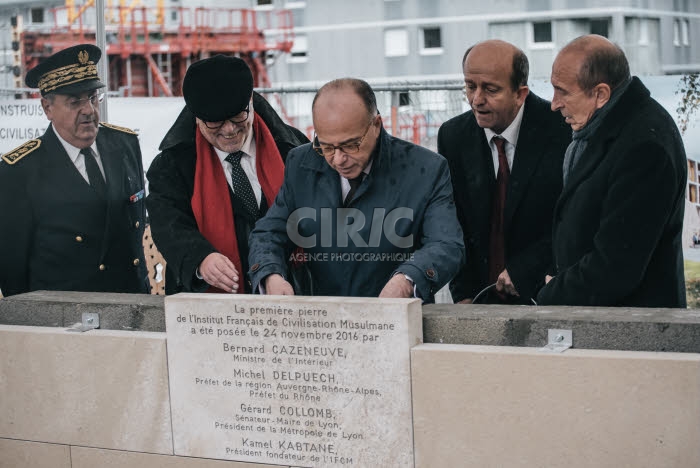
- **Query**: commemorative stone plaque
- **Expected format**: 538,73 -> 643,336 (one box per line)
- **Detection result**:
165,294 -> 422,467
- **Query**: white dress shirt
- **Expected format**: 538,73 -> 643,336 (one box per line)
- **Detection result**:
54,127 -> 106,183
482,100 -> 526,177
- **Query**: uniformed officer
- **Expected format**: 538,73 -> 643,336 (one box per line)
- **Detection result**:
0,44 -> 149,296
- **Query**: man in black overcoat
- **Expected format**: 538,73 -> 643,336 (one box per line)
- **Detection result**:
438,40 -> 571,304
537,35 -> 687,307
146,55 -> 308,294
0,44 -> 148,296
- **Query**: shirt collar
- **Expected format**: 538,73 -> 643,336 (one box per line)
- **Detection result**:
483,98 -> 526,146
53,124 -> 99,162
214,127 -> 256,163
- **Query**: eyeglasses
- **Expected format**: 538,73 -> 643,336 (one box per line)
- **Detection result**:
203,106 -> 250,129
66,92 -> 104,111
313,120 -> 374,158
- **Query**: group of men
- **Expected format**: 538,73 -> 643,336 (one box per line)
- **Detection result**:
0,34 -> 688,308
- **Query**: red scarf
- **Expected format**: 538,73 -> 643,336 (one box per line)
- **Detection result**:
191,113 -> 285,293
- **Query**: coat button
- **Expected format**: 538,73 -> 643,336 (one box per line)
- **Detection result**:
251,263 -> 260,272
133,258 -> 140,266
135,221 -> 140,228
425,268 -> 436,278
75,236 -> 83,242
99,264 -> 106,271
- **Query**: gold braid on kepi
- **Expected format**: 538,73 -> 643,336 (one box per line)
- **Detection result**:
38,62 -> 98,94
25,44 -> 105,96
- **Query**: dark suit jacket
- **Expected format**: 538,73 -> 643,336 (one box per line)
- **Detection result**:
0,124 -> 148,296
537,77 -> 687,307
146,92 -> 308,294
438,92 -> 571,303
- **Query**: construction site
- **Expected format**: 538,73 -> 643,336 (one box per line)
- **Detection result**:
9,1 -> 295,96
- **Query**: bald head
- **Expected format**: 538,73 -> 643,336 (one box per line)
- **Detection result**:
312,78 -> 377,120
557,34 -> 630,93
462,40 -> 529,91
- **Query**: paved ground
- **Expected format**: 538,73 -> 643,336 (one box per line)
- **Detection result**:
685,248 -> 700,263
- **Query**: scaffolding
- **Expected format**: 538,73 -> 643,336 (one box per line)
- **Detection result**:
17,3 -> 294,96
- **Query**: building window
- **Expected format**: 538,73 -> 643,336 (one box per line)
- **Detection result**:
590,19 -> 609,37
255,0 -> 274,10
682,19 -> 690,46
385,29 -> 408,57
420,27 -> 443,55
288,34 -> 308,63
30,8 -> 44,23
533,21 -> 552,43
638,18 -> 649,45
674,19 -> 681,46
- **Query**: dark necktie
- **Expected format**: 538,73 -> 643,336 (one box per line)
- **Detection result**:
344,175 -> 363,206
488,136 -> 510,283
225,151 -> 259,218
81,147 -> 106,198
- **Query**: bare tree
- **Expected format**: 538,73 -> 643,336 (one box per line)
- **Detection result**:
677,73 -> 700,135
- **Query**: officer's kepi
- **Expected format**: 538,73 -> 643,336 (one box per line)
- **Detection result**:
25,44 -> 105,96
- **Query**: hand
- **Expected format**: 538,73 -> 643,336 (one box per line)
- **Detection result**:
199,253 -> 239,293
264,274 -> 295,295
495,269 -> 520,297
379,274 -> 414,299
545,275 -> 554,284
457,298 -> 473,304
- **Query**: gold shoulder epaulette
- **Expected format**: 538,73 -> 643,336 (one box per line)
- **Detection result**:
1,139 -> 41,165
100,122 -> 138,135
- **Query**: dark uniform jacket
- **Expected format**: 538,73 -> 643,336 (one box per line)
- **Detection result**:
438,92 -> 571,303
0,123 -> 148,297
537,77 -> 687,307
146,92 -> 308,294
248,127 -> 465,302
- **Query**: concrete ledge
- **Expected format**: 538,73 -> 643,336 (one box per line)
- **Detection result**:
3,292 -> 700,352
423,304 -> 700,352
0,291 -> 164,331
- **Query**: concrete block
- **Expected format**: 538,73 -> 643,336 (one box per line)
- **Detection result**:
0,325 -> 172,454
412,343 -> 700,468
0,438 -> 70,468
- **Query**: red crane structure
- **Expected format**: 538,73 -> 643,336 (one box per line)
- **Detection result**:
16,3 -> 294,96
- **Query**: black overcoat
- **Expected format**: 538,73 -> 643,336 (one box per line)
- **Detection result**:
146,92 -> 308,294
537,77 -> 687,307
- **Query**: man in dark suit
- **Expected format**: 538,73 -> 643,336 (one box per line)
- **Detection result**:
0,44 -> 148,296
537,35 -> 687,307
146,55 -> 307,294
438,40 -> 571,304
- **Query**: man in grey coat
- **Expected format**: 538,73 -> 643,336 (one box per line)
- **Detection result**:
248,78 -> 465,301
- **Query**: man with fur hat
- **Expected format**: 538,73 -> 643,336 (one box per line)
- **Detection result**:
146,55 -> 308,294
0,44 -> 148,297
